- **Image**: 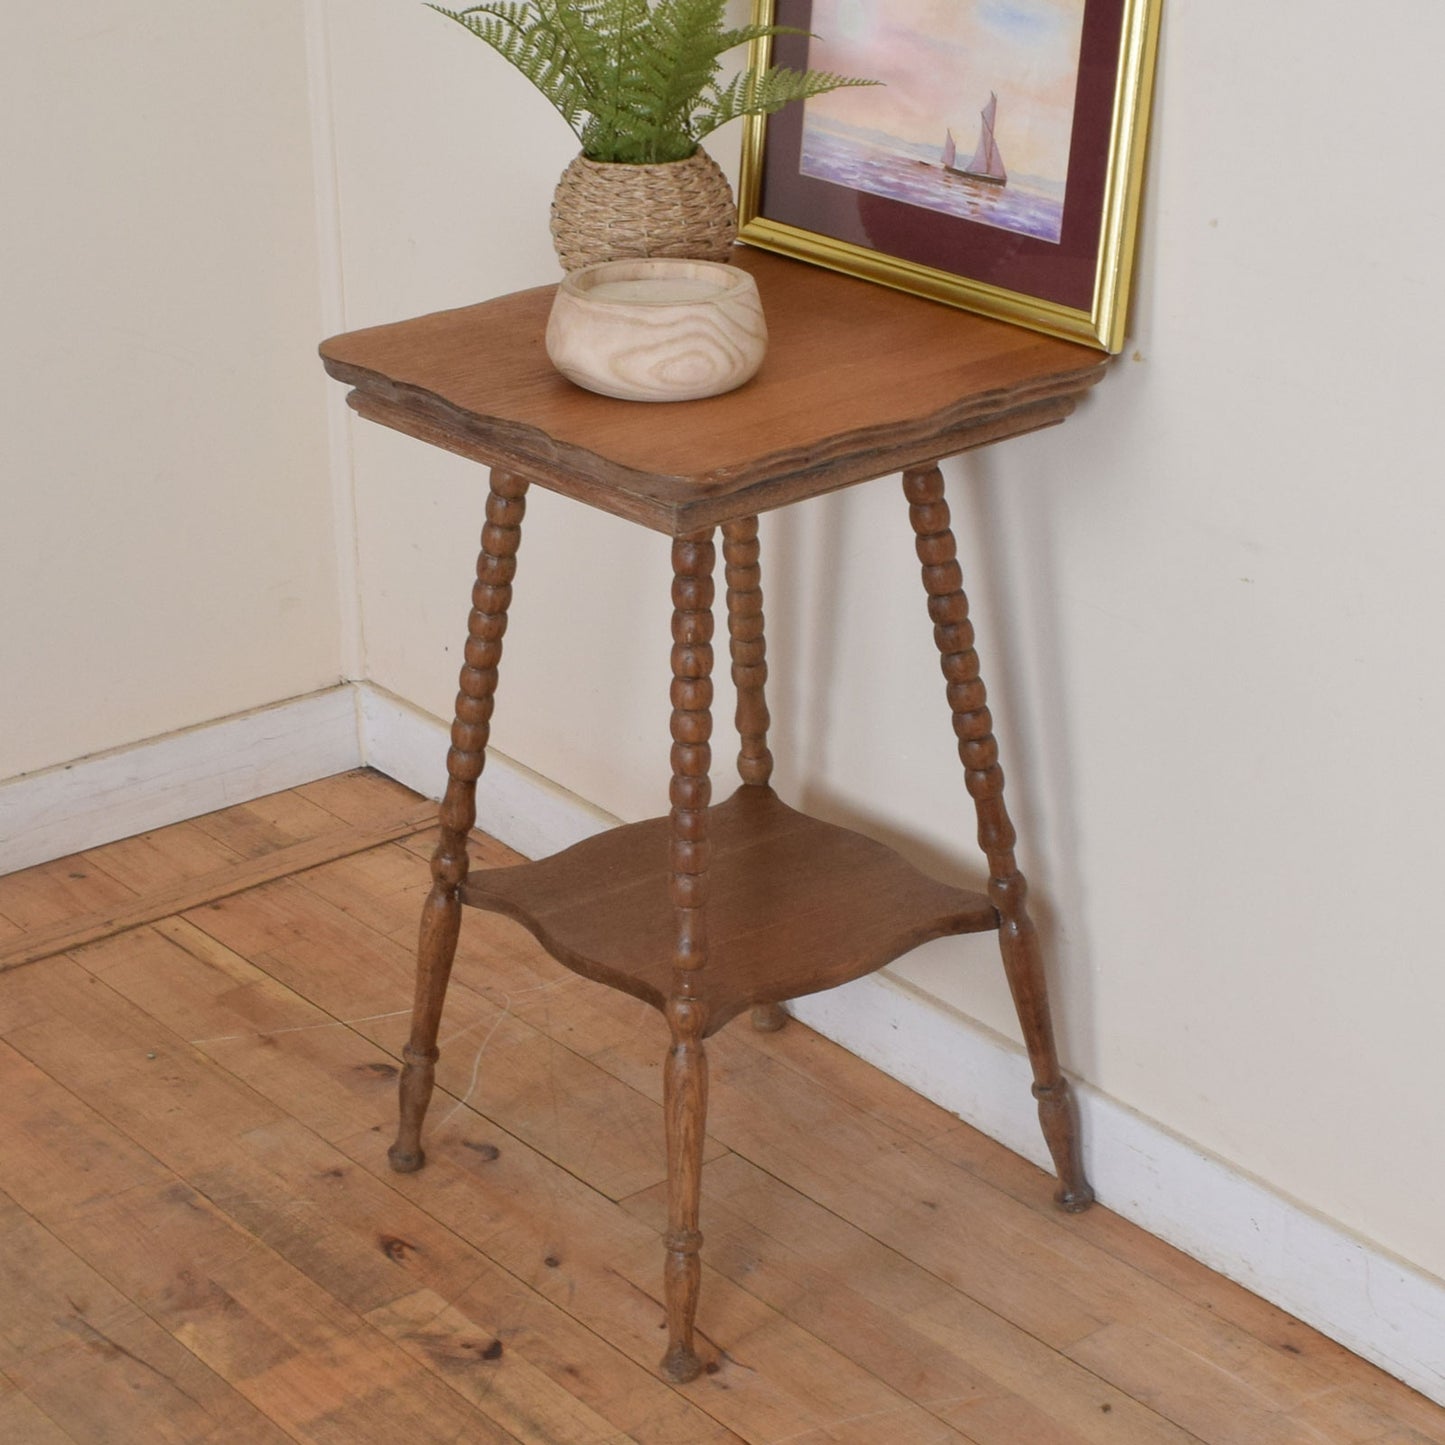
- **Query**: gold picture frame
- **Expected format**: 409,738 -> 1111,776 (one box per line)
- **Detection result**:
738,0 -> 1162,352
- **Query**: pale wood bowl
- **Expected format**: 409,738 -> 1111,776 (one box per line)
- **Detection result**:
545,258 -> 767,403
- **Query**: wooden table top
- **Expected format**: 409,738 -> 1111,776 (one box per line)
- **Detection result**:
320,249 -> 1110,534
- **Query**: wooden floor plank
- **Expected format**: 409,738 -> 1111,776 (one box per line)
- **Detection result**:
1065,1324 -> 1344,1445
0,1381 -> 78,1445
176,883 -> 726,1202
2,770 -> 1440,1445
0,1188 -> 294,1445
293,770 -> 439,830
0,852 -> 139,934
0,809 -> 437,975
363,1289 -> 637,1444
2,941 -> 737,1443
350,1122 -> 985,1445
78,821 -> 246,897
187,780 -> 365,859
0,1033 -> 517,1443
76,930 -> 982,1439
66,924 -> 985,1443
397,822 -> 527,870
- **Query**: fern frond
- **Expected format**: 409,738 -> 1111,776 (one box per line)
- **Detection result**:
714,23 -> 811,54
635,0 -> 728,154
426,4 -> 594,136
692,65 -> 879,143
582,0 -> 674,161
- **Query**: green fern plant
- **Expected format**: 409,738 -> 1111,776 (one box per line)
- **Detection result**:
426,0 -> 877,164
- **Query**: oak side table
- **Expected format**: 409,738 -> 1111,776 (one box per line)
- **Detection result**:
321,248 -> 1106,1384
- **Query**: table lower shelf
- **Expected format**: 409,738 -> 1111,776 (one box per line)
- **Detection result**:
460,784 -> 998,1035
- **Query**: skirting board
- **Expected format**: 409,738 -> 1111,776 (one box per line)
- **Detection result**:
0,686 -> 363,875
5,678 -> 1442,1404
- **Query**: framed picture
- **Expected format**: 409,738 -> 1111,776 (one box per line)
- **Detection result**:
738,0 -> 1162,352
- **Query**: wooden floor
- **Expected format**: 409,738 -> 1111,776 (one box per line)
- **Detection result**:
1,771 -> 1441,1445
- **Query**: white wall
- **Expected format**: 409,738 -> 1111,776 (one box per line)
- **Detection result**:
319,0 -> 1445,1292
0,3 -> 341,781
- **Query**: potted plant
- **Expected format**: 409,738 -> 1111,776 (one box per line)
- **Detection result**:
426,1 -> 875,270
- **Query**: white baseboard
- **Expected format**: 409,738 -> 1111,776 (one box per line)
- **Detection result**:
0,686 -> 363,875
6,680 -> 1442,1404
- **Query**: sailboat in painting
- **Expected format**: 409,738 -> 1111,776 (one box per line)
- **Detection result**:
943,91 -> 1007,186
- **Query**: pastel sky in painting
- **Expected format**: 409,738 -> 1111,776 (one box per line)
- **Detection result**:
805,0 -> 1086,185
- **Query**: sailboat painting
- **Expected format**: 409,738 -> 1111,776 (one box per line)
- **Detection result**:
943,93 -> 1007,186
797,0 -> 1085,244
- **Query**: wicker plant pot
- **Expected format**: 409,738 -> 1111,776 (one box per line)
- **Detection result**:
550,148 -> 738,273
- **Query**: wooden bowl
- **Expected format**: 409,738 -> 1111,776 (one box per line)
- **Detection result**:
545,258 -> 767,403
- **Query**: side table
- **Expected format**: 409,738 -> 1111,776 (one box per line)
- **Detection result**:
321,249 -> 1107,1384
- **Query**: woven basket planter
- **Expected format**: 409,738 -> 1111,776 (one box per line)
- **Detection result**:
550,148 -> 737,273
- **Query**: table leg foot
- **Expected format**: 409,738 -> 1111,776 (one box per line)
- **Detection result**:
1035,1079 -> 1094,1211
750,1002 -> 788,1033
389,1041 -> 440,1171
1001,900 -> 1094,1213
660,1345 -> 704,1384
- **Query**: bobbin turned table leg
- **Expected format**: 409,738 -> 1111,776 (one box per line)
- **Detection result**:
389,470 -> 529,1174
661,531 -> 715,1383
722,516 -> 787,1036
903,465 -> 1094,1212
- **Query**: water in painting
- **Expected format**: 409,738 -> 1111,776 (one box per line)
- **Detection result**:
802,0 -> 1086,244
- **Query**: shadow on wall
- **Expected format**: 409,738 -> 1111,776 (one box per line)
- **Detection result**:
762,448 -> 1101,1083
